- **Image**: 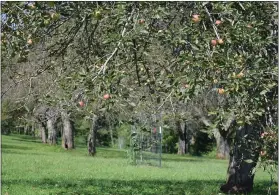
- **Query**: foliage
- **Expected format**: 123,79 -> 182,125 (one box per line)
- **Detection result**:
258,126 -> 278,190
1,1 -> 278,188
190,131 -> 215,156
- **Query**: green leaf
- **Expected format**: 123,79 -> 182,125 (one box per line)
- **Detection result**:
260,90 -> 267,95
99,108 -> 107,112
140,30 -> 149,34
245,159 -> 253,163
24,105 -> 29,112
208,111 -> 217,116
48,1 -> 55,7
129,102 -> 136,107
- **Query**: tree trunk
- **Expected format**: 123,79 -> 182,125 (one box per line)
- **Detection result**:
39,123 -> 47,143
220,124 -> 260,194
24,125 -> 28,135
109,125 -> 114,147
177,121 -> 187,155
31,123 -> 35,137
47,118 -> 57,145
88,114 -> 98,156
46,108 -> 58,145
216,134 -> 230,159
61,111 -> 74,149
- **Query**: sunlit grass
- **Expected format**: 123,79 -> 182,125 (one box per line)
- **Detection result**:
2,135 -> 277,195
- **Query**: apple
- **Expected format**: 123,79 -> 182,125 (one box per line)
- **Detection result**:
260,151 -> 266,156
95,10 -> 102,20
138,19 -> 145,24
213,79 -> 218,84
247,24 -> 252,28
192,14 -> 200,23
78,101 -> 85,107
261,132 -> 268,138
27,39 -> 33,45
237,72 -> 244,78
44,20 -> 50,25
28,4 -> 36,9
215,20 -> 222,25
51,13 -> 60,20
211,39 -> 217,46
218,88 -> 225,95
217,38 -> 224,44
103,94 -> 110,100
184,84 -> 190,88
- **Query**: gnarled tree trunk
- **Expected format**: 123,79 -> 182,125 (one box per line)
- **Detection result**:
47,118 -> 57,144
39,122 -> 47,143
46,108 -> 58,145
177,121 -> 187,155
31,123 -> 35,137
24,125 -> 29,135
216,133 -> 230,159
88,114 -> 98,156
109,125 -> 114,147
61,111 -> 74,149
220,124 -> 260,194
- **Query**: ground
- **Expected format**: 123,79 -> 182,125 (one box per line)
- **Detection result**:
1,135 -> 277,195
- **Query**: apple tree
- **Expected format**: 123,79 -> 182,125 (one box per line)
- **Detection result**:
1,1 -> 277,194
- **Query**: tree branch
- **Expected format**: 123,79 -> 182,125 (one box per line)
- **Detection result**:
101,8 -> 135,74
204,5 -> 220,40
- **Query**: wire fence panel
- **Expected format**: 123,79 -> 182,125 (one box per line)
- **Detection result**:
130,125 -> 162,167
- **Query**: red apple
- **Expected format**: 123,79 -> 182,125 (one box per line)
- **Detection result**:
103,94 -> 110,100
215,20 -> 222,25
138,19 -> 145,24
260,151 -> 266,156
247,24 -> 252,28
78,101 -> 85,107
218,88 -> 225,95
192,14 -> 200,23
236,72 -> 244,78
27,39 -> 33,45
192,14 -> 199,19
211,39 -> 217,46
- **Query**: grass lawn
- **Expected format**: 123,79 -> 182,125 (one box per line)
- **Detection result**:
1,135 -> 277,195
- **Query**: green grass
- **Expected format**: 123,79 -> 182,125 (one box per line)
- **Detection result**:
1,135 -> 277,195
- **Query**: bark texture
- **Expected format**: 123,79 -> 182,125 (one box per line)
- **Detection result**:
109,125 -> 114,147
24,125 -> 29,135
177,121 -> 187,155
46,108 -> 58,145
196,107 -> 233,160
216,133 -> 230,159
31,123 -> 35,137
220,124 -> 260,194
47,118 -> 56,144
88,114 -> 98,156
61,111 -> 74,149
39,122 -> 47,143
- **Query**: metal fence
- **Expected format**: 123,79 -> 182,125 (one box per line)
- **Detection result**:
129,125 -> 162,167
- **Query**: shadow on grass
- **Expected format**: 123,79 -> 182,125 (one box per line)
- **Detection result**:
162,157 -> 204,163
10,137 -> 42,143
2,149 -> 44,156
2,178 -> 277,195
1,144 -> 33,150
